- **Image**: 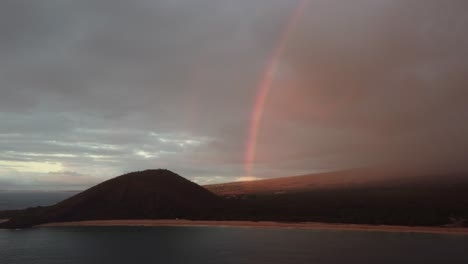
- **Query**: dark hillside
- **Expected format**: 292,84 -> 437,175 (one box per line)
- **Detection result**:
2,169 -> 468,228
1,169 -> 223,228
214,172 -> 468,227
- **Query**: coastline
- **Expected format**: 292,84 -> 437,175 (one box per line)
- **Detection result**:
37,220 -> 468,235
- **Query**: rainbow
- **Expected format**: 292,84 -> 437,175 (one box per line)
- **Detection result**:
244,0 -> 308,179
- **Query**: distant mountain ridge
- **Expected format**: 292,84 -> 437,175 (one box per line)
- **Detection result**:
204,168 -> 468,196
204,169 -> 382,196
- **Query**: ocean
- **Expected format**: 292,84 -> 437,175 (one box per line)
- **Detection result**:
1,226 -> 468,264
0,191 -> 78,211
1,192 -> 468,264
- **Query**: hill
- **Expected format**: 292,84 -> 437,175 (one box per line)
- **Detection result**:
205,169 -> 468,226
204,169 -> 388,196
204,168 -> 431,196
0,169 -> 223,228
2,168 -> 468,228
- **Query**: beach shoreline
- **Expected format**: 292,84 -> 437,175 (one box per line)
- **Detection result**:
36,219 -> 468,235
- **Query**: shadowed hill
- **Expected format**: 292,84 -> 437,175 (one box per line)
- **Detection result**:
1,169 -> 223,228
204,169 -> 468,226
2,168 -> 468,228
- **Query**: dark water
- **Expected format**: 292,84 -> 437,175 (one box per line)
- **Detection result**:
0,192 -> 77,210
1,193 -> 468,263
1,226 -> 468,264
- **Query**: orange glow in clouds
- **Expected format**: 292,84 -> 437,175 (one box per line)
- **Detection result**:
244,0 -> 308,179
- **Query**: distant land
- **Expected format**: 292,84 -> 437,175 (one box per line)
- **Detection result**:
1,168 -> 468,229
204,168 -> 426,195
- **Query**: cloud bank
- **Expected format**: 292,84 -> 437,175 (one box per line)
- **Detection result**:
1,0 -> 467,189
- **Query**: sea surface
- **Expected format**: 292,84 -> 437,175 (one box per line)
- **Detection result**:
0,191 -> 78,210
1,226 -> 468,264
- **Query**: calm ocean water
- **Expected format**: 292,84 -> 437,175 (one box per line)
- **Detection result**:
1,193 -> 468,263
1,227 -> 468,264
0,191 -> 78,210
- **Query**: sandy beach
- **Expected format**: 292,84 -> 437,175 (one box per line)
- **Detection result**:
37,220 -> 468,235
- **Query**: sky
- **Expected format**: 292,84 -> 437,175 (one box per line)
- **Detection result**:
1,0 -> 467,190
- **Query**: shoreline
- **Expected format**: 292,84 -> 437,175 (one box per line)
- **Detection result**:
37,220 -> 468,235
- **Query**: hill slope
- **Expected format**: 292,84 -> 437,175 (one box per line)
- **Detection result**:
1,169 -> 223,228
205,169 -> 468,226
204,168 -> 406,196
2,168 -> 468,228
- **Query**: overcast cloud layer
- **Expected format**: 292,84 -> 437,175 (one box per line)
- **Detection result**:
1,0 -> 467,190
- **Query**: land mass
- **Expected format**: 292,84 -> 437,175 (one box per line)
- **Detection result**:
1,169 -> 468,229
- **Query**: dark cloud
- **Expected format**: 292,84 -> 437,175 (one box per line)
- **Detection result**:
0,0 -> 467,189
255,0 -> 468,173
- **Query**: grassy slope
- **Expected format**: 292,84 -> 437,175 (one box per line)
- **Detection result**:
204,168 -> 422,196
